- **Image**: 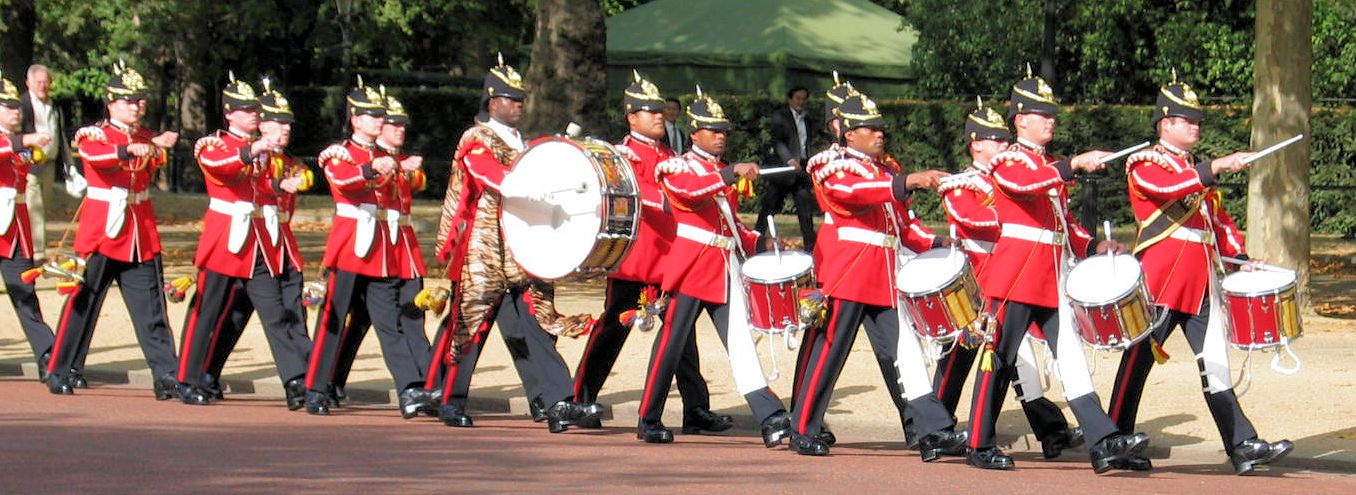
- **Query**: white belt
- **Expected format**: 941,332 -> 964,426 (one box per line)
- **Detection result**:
380,209 -> 403,244
676,223 -> 734,250
0,187 -> 17,233
208,198 -> 257,254
1169,226 -> 1212,244
85,186 -> 150,238
961,238 -> 995,254
1000,224 -> 1063,245
334,202 -> 379,257
836,226 -> 897,248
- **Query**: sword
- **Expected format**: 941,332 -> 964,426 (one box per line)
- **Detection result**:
1241,134 -> 1305,165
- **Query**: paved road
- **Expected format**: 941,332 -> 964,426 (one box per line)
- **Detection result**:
1,380 -> 1350,494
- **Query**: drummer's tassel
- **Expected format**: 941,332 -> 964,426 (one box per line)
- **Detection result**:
163,276 -> 195,303
1150,339 -> 1170,364
20,267 -> 43,285
734,177 -> 756,199
57,281 -> 81,296
978,342 -> 996,373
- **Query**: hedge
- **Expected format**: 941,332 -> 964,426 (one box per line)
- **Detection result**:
256,87 -> 1356,238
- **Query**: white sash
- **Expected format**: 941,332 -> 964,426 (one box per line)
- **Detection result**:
714,199 -> 768,395
0,187 -> 16,234
884,203 -> 937,401
208,198 -> 256,254
335,202 -> 379,258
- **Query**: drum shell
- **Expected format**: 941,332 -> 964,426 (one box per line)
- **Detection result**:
742,257 -> 815,335
897,251 -> 982,342
1223,277 -> 1302,350
1065,255 -> 1155,351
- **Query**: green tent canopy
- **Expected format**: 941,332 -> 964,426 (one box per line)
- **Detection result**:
606,0 -> 917,98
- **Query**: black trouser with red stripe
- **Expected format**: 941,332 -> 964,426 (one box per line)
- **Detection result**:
439,287 -> 575,409
333,276 -> 430,391
933,339 -> 1069,441
196,259 -> 312,387
791,307 -> 914,434
968,301 -> 1118,450
573,278 -> 711,409
1109,299 -> 1257,452
1,255 -> 55,362
305,270 -> 430,393
792,298 -> 952,438
639,292 -> 785,426
46,254 -> 178,382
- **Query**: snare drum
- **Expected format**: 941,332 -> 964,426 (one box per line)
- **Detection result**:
896,248 -> 982,342
500,136 -> 640,280
1064,254 -> 1155,350
1221,270 -> 1302,350
741,251 -> 815,335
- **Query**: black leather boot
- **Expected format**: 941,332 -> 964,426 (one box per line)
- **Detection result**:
1230,438 -> 1293,475
284,378 -> 306,411
637,420 -> 674,443
440,403 -> 473,427
1040,427 -> 1085,459
305,389 -> 331,415
967,447 -> 1015,470
760,411 -> 791,448
790,433 -> 830,456
918,430 -> 969,462
682,408 -> 734,434
1089,432 -> 1150,474
545,400 -> 604,433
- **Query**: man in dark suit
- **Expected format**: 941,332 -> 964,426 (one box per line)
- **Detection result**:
19,64 -> 75,264
662,97 -> 686,154
756,86 -> 817,250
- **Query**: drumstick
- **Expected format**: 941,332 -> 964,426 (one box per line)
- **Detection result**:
1220,256 -> 1292,273
760,166 -> 797,176
1096,141 -> 1152,164
766,215 -> 782,260
1241,134 -> 1305,164
1104,220 -> 1116,278
948,224 -> 957,259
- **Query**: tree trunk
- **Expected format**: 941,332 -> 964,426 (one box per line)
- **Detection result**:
1,0 -> 36,79
1248,0 -> 1313,309
521,0 -> 607,137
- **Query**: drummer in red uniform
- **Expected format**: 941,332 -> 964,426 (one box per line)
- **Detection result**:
432,56 -> 601,432
44,62 -> 182,399
636,88 -> 790,446
193,80 -> 315,410
791,90 -> 967,457
965,70 -> 1148,472
1107,73 -> 1291,475
570,72 -> 730,433
302,79 -> 436,417
329,90 -> 440,417
180,75 -> 309,406
933,98 -> 1082,459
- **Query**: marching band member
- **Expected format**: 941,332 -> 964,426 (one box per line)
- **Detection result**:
432,56 -> 601,432
303,79 -> 436,417
44,62 -> 182,399
792,90 -> 967,457
636,88 -> 790,446
0,72 -> 56,382
330,91 -> 440,417
570,72 -> 730,433
965,70 -> 1148,472
932,99 -> 1082,459
179,75 -> 306,406
1108,74 -> 1292,474
194,81 -> 315,410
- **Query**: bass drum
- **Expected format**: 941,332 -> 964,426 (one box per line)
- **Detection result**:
500,136 -> 640,280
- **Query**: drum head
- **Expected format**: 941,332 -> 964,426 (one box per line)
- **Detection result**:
1066,254 -> 1143,305
501,138 -> 604,280
1221,269 -> 1297,296
741,250 -> 813,283
896,248 -> 967,295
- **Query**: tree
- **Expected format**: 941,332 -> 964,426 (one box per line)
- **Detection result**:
1248,0 -> 1312,308
521,0 -> 607,136
1,0 -> 37,79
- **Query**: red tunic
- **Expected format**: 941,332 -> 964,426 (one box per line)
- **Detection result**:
610,133 -> 675,284
193,129 -> 277,278
654,147 -> 760,304
319,138 -> 395,277
1127,144 -> 1245,313
984,141 -> 1094,308
939,164 -> 1000,287
376,143 -> 427,280
0,133 -> 34,259
809,148 -> 936,307
72,122 -> 165,262
256,151 -> 305,271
